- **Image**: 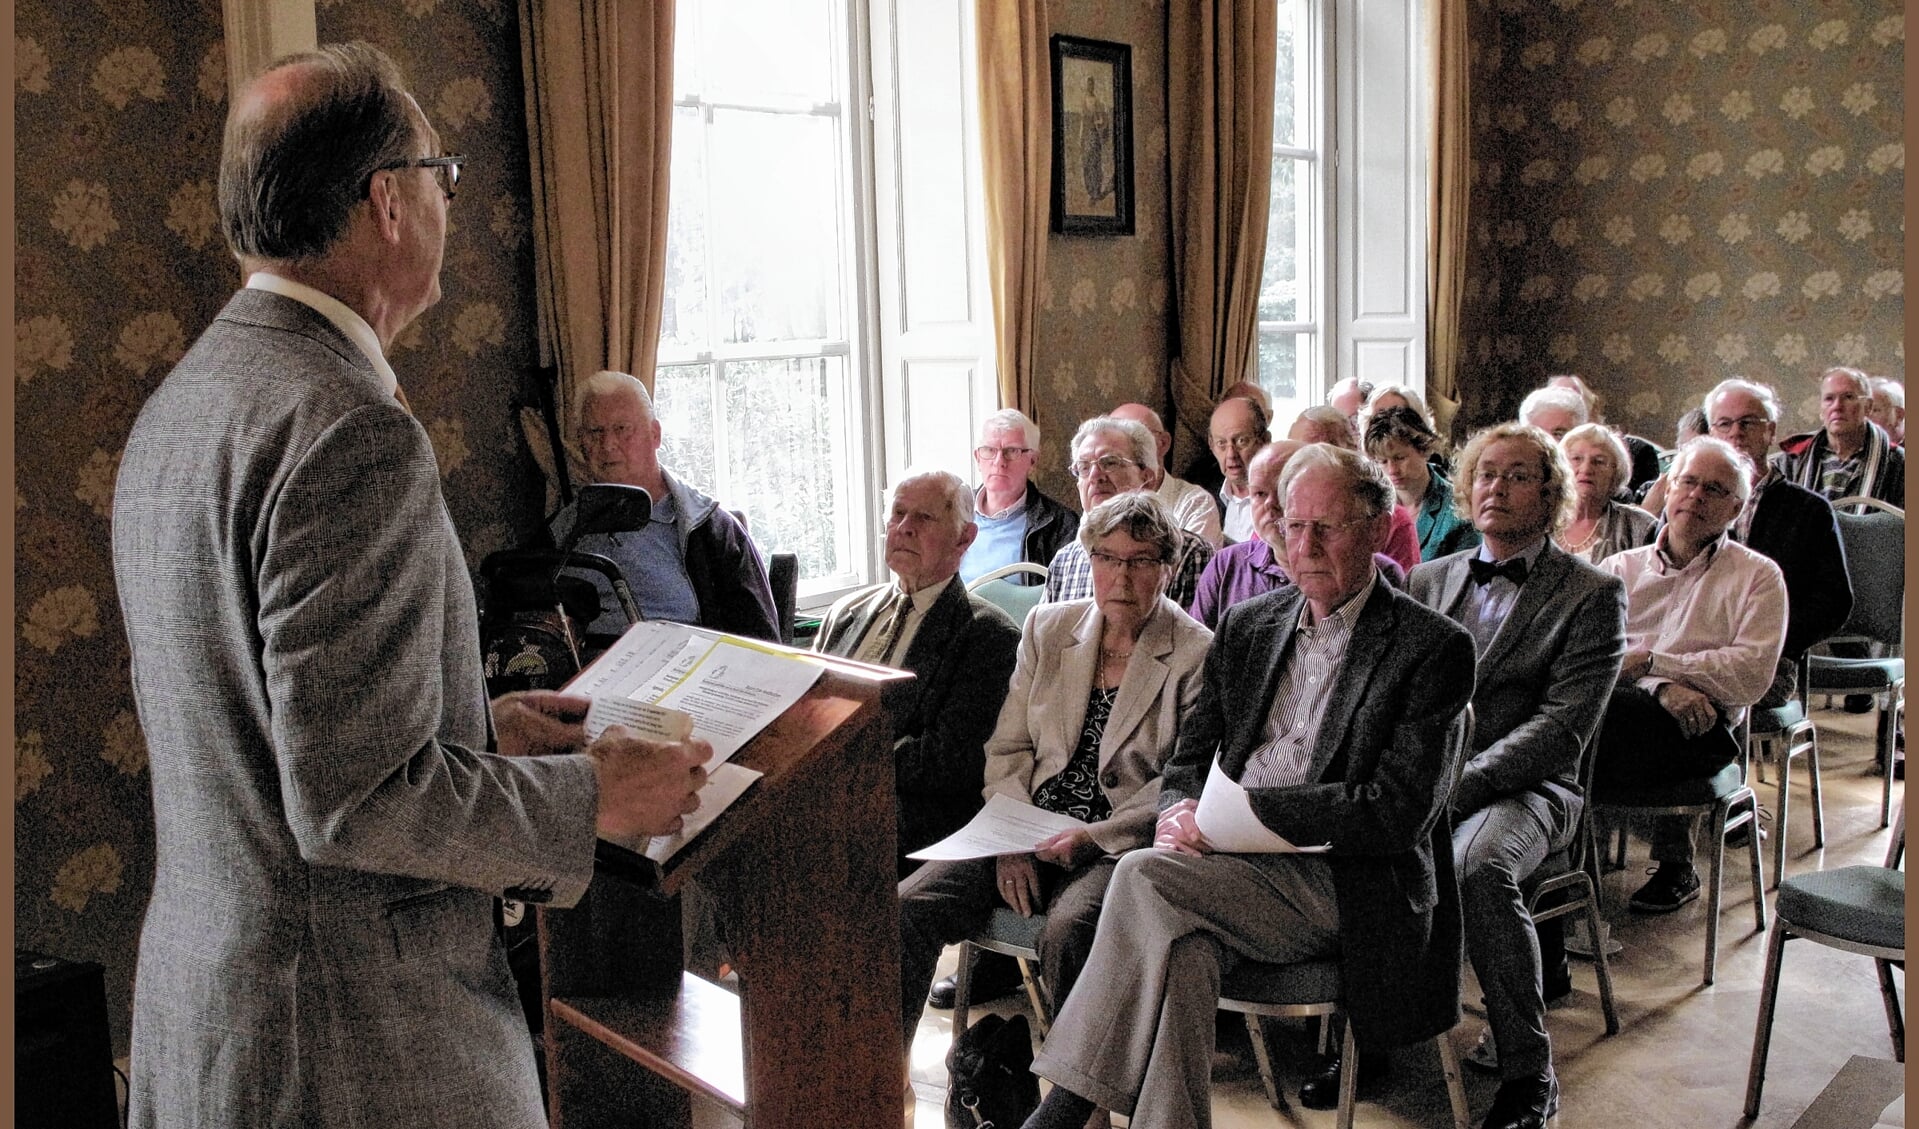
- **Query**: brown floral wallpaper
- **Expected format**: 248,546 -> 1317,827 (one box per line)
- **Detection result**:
1460,0 -> 1905,440
15,0 -> 549,1051
1029,0 -> 1173,505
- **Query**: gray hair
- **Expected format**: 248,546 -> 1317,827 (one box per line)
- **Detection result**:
1702,378 -> 1782,425
980,407 -> 1040,449
1518,385 -> 1589,428
1871,377 -> 1905,410
1276,443 -> 1394,520
1670,436 -> 1755,507
573,369 -> 656,431
1559,422 -> 1633,502
891,468 -> 975,533
1453,422 -> 1577,535
1076,492 -> 1181,564
1361,383 -> 1436,433
1289,405 -> 1357,449
220,42 -> 427,261
1822,366 -> 1873,398
1070,416 -> 1157,472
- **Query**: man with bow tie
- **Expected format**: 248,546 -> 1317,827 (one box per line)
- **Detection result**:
815,469 -> 1022,874
1408,423 -> 1626,1129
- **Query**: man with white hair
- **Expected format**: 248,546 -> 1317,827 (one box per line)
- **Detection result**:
551,370 -> 778,639
1328,376 -> 1374,430
1112,401 -> 1223,545
1702,379 -> 1852,707
1868,377 -> 1905,446
1593,438 -> 1787,912
1044,417 -> 1215,607
1517,385 -> 1588,442
1774,367 -> 1905,508
958,408 -> 1080,585
816,470 -> 1022,871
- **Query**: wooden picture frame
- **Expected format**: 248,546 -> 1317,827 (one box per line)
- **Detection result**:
1050,34 -> 1134,236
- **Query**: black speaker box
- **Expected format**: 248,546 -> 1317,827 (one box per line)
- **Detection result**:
16,949 -> 120,1129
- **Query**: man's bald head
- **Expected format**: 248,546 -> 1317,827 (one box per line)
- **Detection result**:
1288,406 -> 1357,449
1110,402 -> 1171,469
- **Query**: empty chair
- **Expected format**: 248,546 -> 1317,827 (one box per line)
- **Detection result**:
967,562 -> 1051,628
1805,497 -> 1904,828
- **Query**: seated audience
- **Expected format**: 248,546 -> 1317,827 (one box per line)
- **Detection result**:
899,493 -> 1212,1046
1702,379 -> 1852,707
1516,385 -> 1586,442
1045,418 -> 1215,608
1593,438 -> 1787,912
1773,366 -> 1905,510
1209,397 -> 1273,542
1546,374 -> 1661,492
1556,424 -> 1657,564
1112,401 -> 1224,546
1290,406 -> 1424,573
1328,376 -> 1375,431
1018,445 -> 1477,1129
959,408 -> 1080,585
815,470 -> 1022,872
550,370 -> 777,639
1191,442 -> 1407,630
1366,406 -> 1479,562
1868,377 -> 1905,446
1409,424 -> 1626,1129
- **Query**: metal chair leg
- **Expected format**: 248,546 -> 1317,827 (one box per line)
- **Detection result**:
1242,1013 -> 1284,1110
1436,1029 -> 1469,1129
1773,737 -> 1791,889
1706,804 -> 1728,985
1746,797 -> 1769,934
951,942 -> 974,1035
1334,1020 -> 1358,1129
1744,923 -> 1791,1119
1877,957 -> 1906,1062
1807,726 -> 1827,849
1581,884 -> 1621,1035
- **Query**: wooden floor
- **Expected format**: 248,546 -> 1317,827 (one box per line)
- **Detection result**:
899,704 -> 1905,1129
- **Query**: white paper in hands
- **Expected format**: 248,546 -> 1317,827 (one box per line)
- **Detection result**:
1193,755 -> 1330,853
906,793 -> 1091,860
597,761 -> 763,865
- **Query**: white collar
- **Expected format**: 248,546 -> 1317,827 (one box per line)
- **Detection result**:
246,272 -> 400,396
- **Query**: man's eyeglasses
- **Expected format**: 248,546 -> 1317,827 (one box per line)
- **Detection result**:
974,445 -> 1034,463
1473,466 -> 1542,487
1281,516 -> 1372,543
1209,433 -> 1263,455
372,155 -> 465,201
1671,474 -> 1735,501
1069,455 -> 1139,479
1089,551 -> 1166,573
1710,415 -> 1771,433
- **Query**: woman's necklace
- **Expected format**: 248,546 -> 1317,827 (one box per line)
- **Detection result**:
1559,513 -> 1602,555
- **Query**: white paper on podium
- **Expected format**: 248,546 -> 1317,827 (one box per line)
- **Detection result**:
906,793 -> 1091,860
598,761 -> 763,865
1193,755 -> 1330,853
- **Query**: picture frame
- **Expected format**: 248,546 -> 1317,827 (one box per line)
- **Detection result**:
1050,34 -> 1134,236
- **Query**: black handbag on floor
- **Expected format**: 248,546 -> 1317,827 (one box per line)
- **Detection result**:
945,1012 -> 1040,1129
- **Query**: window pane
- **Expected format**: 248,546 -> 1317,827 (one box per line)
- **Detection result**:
1257,331 -> 1300,402
722,357 -> 850,582
1273,0 -> 1303,147
1259,156 -> 1303,322
655,364 -> 716,494
709,109 -> 843,344
660,105 -> 710,354
692,0 -> 836,105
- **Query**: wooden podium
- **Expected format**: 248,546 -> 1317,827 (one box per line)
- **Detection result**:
539,656 -> 910,1128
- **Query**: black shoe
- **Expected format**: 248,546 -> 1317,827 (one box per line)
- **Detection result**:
1480,1071 -> 1558,1129
1541,958 -> 1573,1003
1628,864 -> 1701,913
927,951 -> 1025,1010
1298,1050 -> 1387,1110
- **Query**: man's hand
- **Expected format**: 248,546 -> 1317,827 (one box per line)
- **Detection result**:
492,690 -> 591,757
1621,649 -> 1654,682
995,853 -> 1043,916
1034,827 -> 1102,870
589,726 -> 711,841
1655,682 -> 1719,739
1153,799 -> 1212,857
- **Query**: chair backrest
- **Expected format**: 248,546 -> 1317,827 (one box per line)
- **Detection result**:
767,552 -> 799,646
1828,499 -> 1904,647
968,562 -> 1051,589
968,563 -> 1051,628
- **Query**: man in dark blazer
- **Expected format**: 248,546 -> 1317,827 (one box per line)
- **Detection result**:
815,470 -> 1021,873
111,45 -> 707,1129
1021,445 -> 1476,1129
1410,423 -> 1626,1129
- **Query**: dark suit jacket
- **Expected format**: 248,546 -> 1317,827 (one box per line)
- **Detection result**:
1160,581 -> 1477,1048
1409,542 -> 1626,817
1746,478 -> 1852,662
815,576 -> 1021,857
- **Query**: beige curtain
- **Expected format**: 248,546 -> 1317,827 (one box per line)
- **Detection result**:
519,0 -> 676,499
1426,0 -> 1470,437
1166,0 -> 1276,454
975,0 -> 1050,420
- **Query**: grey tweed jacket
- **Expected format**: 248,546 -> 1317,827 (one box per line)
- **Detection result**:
113,288 -> 600,1129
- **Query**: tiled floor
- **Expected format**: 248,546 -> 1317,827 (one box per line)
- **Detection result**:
905,705 -> 1905,1128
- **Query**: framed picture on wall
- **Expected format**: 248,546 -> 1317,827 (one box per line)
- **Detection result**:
1050,34 -> 1134,236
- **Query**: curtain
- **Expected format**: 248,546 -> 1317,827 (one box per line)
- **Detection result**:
1166,0 -> 1276,458
1426,0 -> 1470,438
519,0 -> 676,501
974,0 -> 1050,421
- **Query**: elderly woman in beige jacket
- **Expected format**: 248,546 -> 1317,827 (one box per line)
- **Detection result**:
898,493 -> 1213,1045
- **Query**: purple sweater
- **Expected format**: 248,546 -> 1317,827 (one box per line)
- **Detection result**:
1189,539 -> 1407,631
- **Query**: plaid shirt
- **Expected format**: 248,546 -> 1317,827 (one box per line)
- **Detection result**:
1042,529 -> 1215,610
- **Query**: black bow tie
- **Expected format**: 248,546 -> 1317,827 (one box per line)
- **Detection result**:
1467,557 -> 1529,587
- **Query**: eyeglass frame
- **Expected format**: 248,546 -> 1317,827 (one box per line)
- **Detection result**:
1088,550 -> 1168,573
1669,473 -> 1737,501
1709,415 -> 1773,434
974,445 -> 1035,463
369,155 -> 465,201
1068,454 -> 1142,479
1472,466 -> 1544,487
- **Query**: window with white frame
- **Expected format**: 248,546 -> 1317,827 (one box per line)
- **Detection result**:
1256,0 -> 1324,426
